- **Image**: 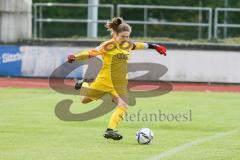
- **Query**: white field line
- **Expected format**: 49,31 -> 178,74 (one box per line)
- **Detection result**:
147,129 -> 238,160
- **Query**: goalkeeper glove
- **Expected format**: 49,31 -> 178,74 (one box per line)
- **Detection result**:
149,43 -> 167,56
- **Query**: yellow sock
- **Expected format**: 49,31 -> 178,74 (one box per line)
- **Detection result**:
107,106 -> 128,130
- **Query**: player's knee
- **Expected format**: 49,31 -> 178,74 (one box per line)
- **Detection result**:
118,101 -> 128,107
117,99 -> 128,107
81,99 -> 89,104
81,97 -> 92,104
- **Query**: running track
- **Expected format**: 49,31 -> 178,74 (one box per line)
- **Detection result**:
0,77 -> 240,92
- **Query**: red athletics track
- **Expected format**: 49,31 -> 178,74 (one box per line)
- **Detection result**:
0,77 -> 240,92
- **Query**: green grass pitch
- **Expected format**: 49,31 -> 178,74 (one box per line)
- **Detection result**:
0,88 -> 240,160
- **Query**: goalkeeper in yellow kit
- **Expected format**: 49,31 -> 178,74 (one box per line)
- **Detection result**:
67,17 -> 167,140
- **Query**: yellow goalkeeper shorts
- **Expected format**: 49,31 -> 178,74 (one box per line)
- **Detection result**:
80,81 -> 127,100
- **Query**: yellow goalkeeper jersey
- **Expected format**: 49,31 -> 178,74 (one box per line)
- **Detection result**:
94,39 -> 132,87
82,38 -> 132,87
74,39 -> 146,88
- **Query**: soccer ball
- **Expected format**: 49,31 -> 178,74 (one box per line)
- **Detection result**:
136,128 -> 154,144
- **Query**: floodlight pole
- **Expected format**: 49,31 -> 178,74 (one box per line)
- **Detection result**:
87,0 -> 99,38
223,0 -> 228,38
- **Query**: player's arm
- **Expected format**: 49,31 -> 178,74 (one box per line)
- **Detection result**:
67,50 -> 89,63
132,42 -> 167,56
67,45 -> 106,63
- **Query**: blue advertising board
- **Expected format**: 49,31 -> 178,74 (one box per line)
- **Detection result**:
0,46 -> 22,76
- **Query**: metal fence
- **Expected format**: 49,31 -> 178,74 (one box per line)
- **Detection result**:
33,3 -> 114,39
32,3 -> 240,40
117,4 -> 213,40
214,8 -> 240,39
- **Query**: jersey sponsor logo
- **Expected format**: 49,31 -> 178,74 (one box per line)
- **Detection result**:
116,53 -> 128,60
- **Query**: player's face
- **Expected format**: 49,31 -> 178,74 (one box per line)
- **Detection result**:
115,31 -> 131,43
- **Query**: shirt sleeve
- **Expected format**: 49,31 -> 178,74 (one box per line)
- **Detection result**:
74,43 -> 107,61
88,43 -> 107,57
132,42 -> 149,50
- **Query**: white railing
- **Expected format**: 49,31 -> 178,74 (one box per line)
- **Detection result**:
214,8 -> 240,39
32,3 -> 240,40
117,4 -> 213,40
33,3 -> 114,39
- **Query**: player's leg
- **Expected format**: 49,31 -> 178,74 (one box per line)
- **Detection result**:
80,96 -> 94,104
104,91 -> 128,140
80,81 -> 106,104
